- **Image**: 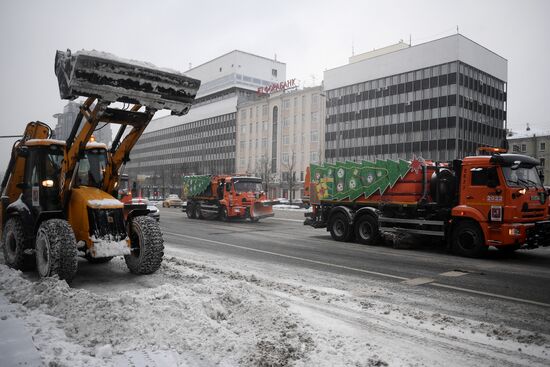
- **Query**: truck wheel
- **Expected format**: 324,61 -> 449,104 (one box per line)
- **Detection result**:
35,219 -> 78,282
451,221 -> 487,258
124,216 -> 164,274
2,217 -> 35,271
354,215 -> 380,245
186,203 -> 196,219
329,213 -> 352,242
219,207 -> 228,222
195,204 -> 205,219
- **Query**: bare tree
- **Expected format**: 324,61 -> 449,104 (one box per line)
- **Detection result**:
256,155 -> 273,193
282,149 -> 298,202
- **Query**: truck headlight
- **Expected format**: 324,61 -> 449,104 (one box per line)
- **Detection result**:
508,228 -> 521,236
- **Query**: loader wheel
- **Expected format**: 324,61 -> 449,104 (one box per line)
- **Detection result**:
451,221 -> 487,258
35,219 -> 78,282
329,213 -> 352,242
124,216 -> 164,274
219,206 -> 228,222
354,215 -> 380,245
186,203 -> 196,219
2,217 -> 35,271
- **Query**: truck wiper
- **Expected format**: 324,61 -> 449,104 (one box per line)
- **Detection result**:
517,178 -> 539,188
507,178 -> 528,188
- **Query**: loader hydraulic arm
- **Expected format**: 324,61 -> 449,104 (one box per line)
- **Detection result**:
59,97 -> 108,206
102,105 -> 157,195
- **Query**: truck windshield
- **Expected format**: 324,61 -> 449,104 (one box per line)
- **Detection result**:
77,149 -> 107,188
502,166 -> 542,188
234,180 -> 263,193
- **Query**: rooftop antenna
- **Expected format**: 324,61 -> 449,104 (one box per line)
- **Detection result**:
456,25 -> 459,34
351,36 -> 355,56
409,34 -> 412,46
188,62 -> 192,70
526,123 -> 531,131
274,53 -> 277,61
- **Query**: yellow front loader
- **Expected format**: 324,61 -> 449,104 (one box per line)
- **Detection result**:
0,50 -> 200,281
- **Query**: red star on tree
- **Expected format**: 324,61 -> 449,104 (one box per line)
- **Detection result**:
410,154 -> 425,174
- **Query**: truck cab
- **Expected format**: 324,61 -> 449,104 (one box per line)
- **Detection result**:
453,153 -> 550,255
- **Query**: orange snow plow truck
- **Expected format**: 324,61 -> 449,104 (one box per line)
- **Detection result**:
304,149 -> 550,257
183,175 -> 276,222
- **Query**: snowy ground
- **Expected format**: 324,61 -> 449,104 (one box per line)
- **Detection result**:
1,244 -> 549,366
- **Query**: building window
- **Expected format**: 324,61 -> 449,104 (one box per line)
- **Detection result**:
272,69 -> 277,77
283,135 -> 289,145
310,151 -> 318,163
283,99 -> 290,109
512,144 -> 519,152
310,130 -> 319,142
521,144 -> 527,152
282,153 -> 289,163
540,142 -> 546,151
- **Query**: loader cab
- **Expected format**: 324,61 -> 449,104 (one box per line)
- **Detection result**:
76,145 -> 108,188
20,141 -> 65,216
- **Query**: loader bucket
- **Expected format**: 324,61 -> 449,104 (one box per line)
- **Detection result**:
251,201 -> 275,220
55,49 -> 201,116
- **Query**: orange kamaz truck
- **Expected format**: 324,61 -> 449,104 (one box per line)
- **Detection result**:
304,149 -> 550,257
183,175 -> 276,222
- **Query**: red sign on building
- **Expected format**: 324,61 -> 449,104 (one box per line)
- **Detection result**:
257,78 -> 297,95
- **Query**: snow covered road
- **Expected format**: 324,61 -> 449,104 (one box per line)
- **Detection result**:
0,207 -> 549,366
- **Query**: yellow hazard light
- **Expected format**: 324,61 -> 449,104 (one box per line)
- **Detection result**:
90,135 -> 96,142
478,146 -> 508,154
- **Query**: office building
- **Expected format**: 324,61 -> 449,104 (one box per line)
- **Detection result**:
323,34 -> 508,163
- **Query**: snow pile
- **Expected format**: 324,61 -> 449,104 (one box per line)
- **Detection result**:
0,261 -> 316,366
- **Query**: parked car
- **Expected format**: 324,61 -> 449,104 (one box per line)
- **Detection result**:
131,198 -> 160,221
290,198 -> 310,209
275,197 -> 290,205
163,194 -> 183,208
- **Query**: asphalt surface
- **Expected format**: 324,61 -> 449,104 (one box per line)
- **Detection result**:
158,206 -> 550,309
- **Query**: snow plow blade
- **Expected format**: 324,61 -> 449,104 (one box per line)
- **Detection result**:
251,201 -> 275,220
55,49 -> 201,116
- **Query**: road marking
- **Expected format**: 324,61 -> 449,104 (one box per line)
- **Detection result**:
268,218 -> 304,223
163,231 -> 408,281
163,231 -> 550,308
431,283 -> 550,308
440,271 -> 469,277
402,277 -> 435,286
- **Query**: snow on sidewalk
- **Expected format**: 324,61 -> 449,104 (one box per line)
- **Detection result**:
0,293 -> 42,367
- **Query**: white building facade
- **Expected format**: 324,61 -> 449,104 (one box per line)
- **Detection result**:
236,85 -> 325,199
324,34 -> 508,163
126,51 -> 285,196
507,128 -> 550,185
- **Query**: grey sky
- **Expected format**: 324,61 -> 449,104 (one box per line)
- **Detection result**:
1,0 -> 549,172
